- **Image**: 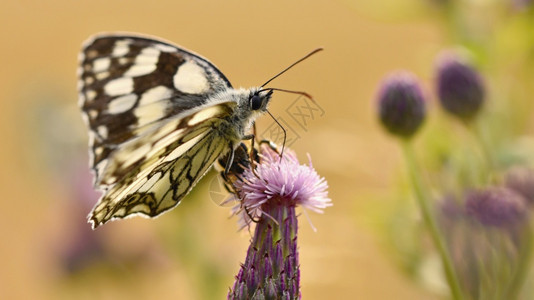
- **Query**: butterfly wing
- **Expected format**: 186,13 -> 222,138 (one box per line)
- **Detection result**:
78,34 -> 235,228
78,34 -> 232,184
89,102 -> 235,228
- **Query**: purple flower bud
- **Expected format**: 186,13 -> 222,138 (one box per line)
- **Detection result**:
505,167 -> 534,205
377,71 -> 426,139
436,52 -> 485,121
465,187 -> 528,228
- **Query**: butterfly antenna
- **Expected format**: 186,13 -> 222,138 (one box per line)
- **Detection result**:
266,110 -> 286,160
259,87 -> 318,107
260,48 -> 323,88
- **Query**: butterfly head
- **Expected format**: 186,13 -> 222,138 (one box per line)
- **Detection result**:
249,89 -> 273,112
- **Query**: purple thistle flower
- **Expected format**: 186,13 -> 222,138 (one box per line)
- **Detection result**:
376,71 -> 427,139
436,51 -> 485,122
227,144 -> 331,299
232,144 -> 331,227
465,187 -> 528,228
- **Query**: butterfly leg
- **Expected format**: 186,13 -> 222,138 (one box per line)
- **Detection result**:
249,136 -> 258,174
223,142 -> 236,177
249,122 -> 259,170
245,139 -> 261,180
243,204 -> 260,224
241,129 -> 262,178
241,121 -> 256,142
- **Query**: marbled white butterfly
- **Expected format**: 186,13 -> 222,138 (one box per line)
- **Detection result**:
78,33 -> 320,228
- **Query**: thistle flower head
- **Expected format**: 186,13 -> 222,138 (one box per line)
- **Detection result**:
233,144 -> 331,226
465,187 -> 528,228
436,51 -> 485,121
376,71 -> 427,139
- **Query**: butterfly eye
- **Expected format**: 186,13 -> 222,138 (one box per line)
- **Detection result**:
250,94 -> 262,110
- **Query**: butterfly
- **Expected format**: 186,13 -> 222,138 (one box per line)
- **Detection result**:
78,33 -> 321,228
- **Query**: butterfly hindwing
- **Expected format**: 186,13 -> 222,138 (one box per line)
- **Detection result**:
78,34 -> 232,183
89,101 -> 236,228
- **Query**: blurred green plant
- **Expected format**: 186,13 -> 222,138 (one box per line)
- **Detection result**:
375,2 -> 534,299
377,71 -> 463,299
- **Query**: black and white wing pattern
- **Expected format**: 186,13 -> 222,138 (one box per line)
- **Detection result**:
78,34 -> 241,228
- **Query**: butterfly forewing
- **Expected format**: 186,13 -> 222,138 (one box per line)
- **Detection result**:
78,34 -> 241,228
78,34 -> 232,183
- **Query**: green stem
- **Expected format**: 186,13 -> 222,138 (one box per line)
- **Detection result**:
505,225 -> 533,300
402,140 -> 464,300
469,118 -> 496,175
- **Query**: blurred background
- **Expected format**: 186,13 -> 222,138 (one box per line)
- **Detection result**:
1,0 -> 532,299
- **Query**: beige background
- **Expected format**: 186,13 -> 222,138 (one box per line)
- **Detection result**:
4,0 -> 527,299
